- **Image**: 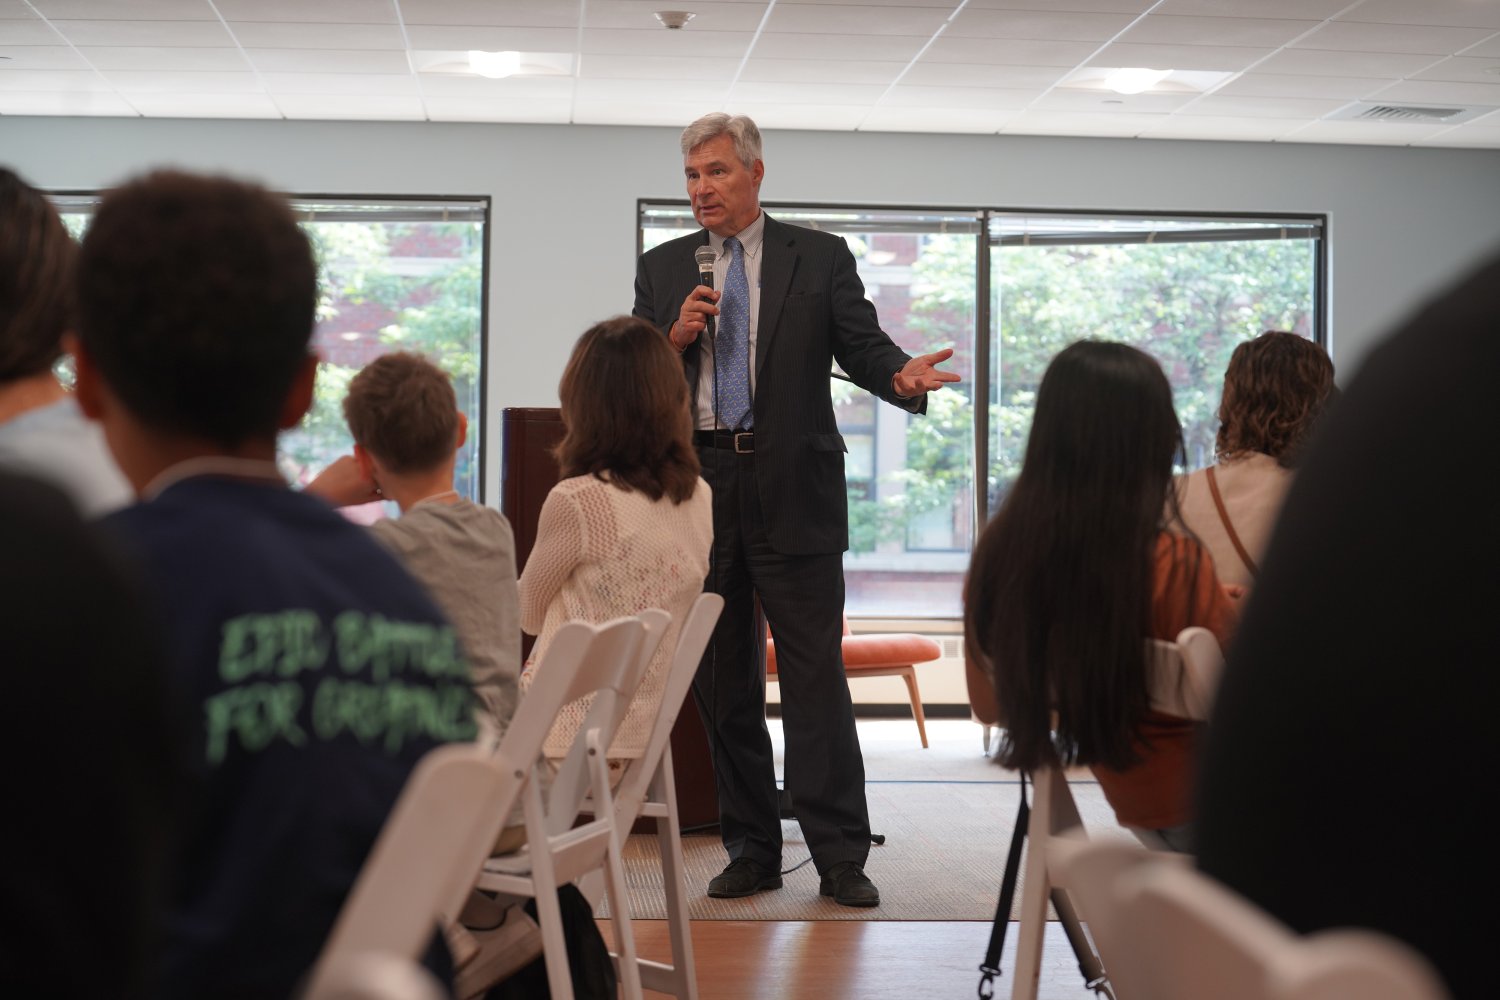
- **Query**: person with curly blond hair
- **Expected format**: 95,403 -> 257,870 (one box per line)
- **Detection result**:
1173,331 -> 1337,588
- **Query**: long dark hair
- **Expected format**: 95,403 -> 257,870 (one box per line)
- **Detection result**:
556,315 -> 700,504
964,340 -> 1193,772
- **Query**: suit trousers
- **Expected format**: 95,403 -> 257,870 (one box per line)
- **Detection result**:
691,444 -> 872,875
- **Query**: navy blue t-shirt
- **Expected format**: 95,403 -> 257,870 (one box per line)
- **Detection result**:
104,476 -> 475,1000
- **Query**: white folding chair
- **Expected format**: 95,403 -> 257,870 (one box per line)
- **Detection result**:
476,615 -> 654,1000
304,744 -> 522,997
1119,855 -> 1448,1000
303,951 -> 449,1000
587,593 -> 722,1000
1009,627 -> 1224,1000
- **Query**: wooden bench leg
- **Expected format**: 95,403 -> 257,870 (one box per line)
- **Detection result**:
898,667 -> 928,749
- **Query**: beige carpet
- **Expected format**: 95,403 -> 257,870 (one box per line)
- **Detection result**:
602,719 -> 1138,922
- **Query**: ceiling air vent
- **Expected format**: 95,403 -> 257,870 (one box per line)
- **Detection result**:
1328,102 -> 1495,124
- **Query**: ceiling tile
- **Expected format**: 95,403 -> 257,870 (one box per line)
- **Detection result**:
966,1 -> 1155,12
902,61 -> 1069,89
47,18 -> 232,46
0,0 -> 40,18
274,93 -> 425,119
1372,78 -> 1500,106
30,0 -> 214,21
225,22 -> 407,49
405,24 -> 579,50
258,72 -> 419,96
0,67 -> 108,90
571,100 -> 718,127
1415,56 -> 1500,85
0,19 -> 62,43
1175,94 -> 1351,118
859,106 -> 1016,133
584,1 -> 769,32
246,48 -> 413,74
575,77 -> 728,103
581,54 -> 739,81
1154,0 -> 1350,18
78,46 -> 249,71
1292,20 -> 1493,55
724,101 -> 870,130
1217,72 -> 1390,100
1137,114 -> 1307,140
581,27 -> 754,57
944,8 -> 1135,41
1089,41 -> 1268,71
126,91 -> 281,117
0,90 -> 137,115
755,32 -> 928,61
1119,14 -> 1314,47
923,36 -> 1098,65
417,74 -> 574,99
739,58 -> 907,85
397,0 -> 579,28
1001,109 -> 1168,137
102,70 -> 261,93
1281,119 -> 1453,144
1034,88 -> 1198,112
881,85 -> 1036,109
424,96 -> 572,123
212,0 -> 396,24
1462,36 -> 1500,59
1252,47 -> 1438,78
732,80 -> 886,104
1339,0 -> 1500,30
0,45 -> 87,69
765,4 -> 951,36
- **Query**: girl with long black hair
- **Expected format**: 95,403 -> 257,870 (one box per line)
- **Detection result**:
965,340 -> 1238,851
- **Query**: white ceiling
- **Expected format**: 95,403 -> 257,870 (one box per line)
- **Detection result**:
3,0 -> 1500,147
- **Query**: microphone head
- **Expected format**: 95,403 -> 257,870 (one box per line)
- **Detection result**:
694,244 -> 717,274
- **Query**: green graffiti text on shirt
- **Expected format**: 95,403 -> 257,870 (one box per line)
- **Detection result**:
204,608 -> 476,765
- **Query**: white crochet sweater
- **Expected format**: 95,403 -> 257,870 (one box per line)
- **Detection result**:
518,473 -> 713,759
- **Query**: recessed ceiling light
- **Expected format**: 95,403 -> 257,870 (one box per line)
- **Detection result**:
1104,67 -> 1173,95
1485,65 -> 1500,76
469,50 -> 522,79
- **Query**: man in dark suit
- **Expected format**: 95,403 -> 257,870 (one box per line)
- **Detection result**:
633,113 -> 957,907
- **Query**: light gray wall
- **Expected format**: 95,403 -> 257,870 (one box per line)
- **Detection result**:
5,116 -> 1498,501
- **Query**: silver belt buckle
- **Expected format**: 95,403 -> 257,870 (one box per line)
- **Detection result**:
733,431 -> 754,454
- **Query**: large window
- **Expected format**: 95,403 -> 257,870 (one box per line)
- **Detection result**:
645,203 -> 1326,619
52,194 -> 489,502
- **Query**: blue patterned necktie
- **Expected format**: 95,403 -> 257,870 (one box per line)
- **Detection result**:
714,236 -> 753,431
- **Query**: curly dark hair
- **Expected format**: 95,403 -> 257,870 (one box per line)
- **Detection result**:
1216,331 -> 1337,468
1,168 -> 76,382
556,315 -> 700,504
74,170 -> 317,447
343,352 -> 459,474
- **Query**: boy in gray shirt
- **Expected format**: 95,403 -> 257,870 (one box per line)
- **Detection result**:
308,352 -> 520,744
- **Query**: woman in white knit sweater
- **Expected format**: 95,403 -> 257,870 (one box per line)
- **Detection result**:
1174,331 -> 1337,589
519,315 -> 712,765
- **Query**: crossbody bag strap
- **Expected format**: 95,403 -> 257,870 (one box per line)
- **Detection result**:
979,771 -> 1030,999
1205,465 -> 1258,579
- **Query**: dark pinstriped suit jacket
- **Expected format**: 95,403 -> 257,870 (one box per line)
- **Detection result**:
634,213 -> 923,556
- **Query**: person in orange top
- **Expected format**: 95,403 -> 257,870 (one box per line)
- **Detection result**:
965,340 -> 1237,852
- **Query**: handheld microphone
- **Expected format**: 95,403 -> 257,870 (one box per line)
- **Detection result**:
694,244 -> 717,340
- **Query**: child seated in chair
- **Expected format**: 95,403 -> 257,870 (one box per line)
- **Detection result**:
964,340 -> 1238,853
74,171 -> 476,999
519,316 -> 712,779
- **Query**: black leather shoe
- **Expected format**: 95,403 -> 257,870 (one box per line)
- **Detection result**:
819,862 -> 880,908
707,857 -> 783,898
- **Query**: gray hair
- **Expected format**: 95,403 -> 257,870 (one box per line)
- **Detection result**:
680,113 -> 763,167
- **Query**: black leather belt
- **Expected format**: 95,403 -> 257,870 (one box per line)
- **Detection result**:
694,429 -> 755,453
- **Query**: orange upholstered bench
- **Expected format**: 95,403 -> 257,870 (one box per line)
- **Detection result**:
766,615 -> 943,748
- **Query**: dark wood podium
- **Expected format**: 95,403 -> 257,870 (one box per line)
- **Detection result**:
500,406 -> 720,830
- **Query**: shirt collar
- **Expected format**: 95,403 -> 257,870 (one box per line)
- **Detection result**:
708,210 -> 766,260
